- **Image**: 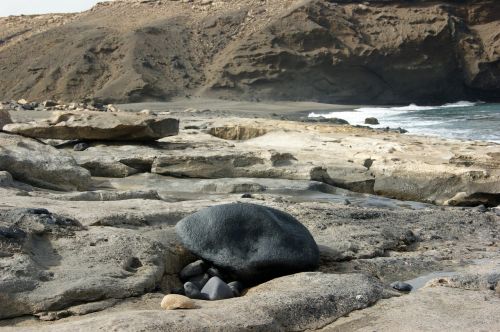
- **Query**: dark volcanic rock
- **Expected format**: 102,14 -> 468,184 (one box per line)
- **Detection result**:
227,281 -> 244,297
365,117 -> 379,125
73,142 -> 89,151
187,273 -> 210,290
179,260 -> 207,281
200,276 -> 234,301
175,203 -> 320,284
183,281 -> 207,300
390,281 -> 413,292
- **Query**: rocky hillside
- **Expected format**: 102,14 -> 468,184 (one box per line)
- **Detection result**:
0,0 -> 499,104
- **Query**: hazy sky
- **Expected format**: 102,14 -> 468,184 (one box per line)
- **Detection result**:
0,1 -> 110,17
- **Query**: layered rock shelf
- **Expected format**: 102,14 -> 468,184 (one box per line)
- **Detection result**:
0,102 -> 499,331
3,111 -> 179,141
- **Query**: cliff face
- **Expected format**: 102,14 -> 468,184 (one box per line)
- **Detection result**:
0,0 -> 499,104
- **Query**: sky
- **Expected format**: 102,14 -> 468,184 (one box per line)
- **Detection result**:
0,0 -> 110,17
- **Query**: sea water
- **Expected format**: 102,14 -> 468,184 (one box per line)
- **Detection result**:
309,101 -> 500,143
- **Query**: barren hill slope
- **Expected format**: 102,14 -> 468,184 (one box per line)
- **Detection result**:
0,0 -> 499,104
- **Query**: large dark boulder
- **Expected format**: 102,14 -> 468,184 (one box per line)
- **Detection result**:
175,203 -> 319,284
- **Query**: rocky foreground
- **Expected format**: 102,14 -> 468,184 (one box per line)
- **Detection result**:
0,103 -> 499,331
1,0 -> 500,104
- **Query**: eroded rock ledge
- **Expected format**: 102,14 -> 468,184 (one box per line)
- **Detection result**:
0,106 -> 499,331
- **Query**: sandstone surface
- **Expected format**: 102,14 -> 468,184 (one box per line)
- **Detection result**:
0,132 -> 91,191
3,111 -> 179,141
0,110 -> 12,129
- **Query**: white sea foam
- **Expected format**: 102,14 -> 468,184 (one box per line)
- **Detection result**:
308,101 -> 478,124
440,101 -> 478,108
309,101 -> 478,120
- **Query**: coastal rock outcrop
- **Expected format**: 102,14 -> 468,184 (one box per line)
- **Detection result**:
3,111 -> 179,141
175,203 -> 320,284
0,208 -> 183,319
8,273 -> 394,331
0,132 -> 91,191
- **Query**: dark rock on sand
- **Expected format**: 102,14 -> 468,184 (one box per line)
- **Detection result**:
200,277 -> 234,300
228,281 -> 244,297
187,273 -> 210,289
302,117 -> 349,125
184,282 -> 207,300
365,117 -> 379,125
73,142 -> 90,151
175,203 -> 320,284
390,281 -> 413,292
179,260 -> 207,281
207,267 -> 224,279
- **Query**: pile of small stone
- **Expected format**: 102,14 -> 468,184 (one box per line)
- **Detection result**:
0,99 -> 120,113
173,260 -> 244,301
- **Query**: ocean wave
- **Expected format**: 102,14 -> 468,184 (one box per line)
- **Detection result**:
353,101 -> 478,113
355,104 -> 435,112
440,101 -> 478,108
308,101 -> 479,120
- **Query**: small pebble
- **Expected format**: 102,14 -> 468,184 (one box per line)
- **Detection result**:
475,204 -> 487,213
201,276 -> 234,300
188,273 -> 210,289
207,267 -> 224,279
390,281 -> 413,292
160,294 -> 196,310
241,193 -> 253,199
228,281 -> 244,297
180,260 -> 207,280
73,142 -> 89,151
184,281 -> 207,300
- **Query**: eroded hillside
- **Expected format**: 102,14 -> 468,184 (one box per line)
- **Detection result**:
0,0 -> 499,103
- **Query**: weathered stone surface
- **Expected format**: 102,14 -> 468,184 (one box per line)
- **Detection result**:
208,126 -> 267,140
21,110 -> 493,206
151,150 -> 314,180
6,273 -> 395,331
176,203 -> 320,284
32,189 -> 161,202
0,186 -> 215,227
0,109 -> 12,129
0,133 -> 91,191
0,208 -> 184,320
320,286 -> 500,332
0,106 -> 499,330
3,111 -> 179,141
0,171 -> 13,187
